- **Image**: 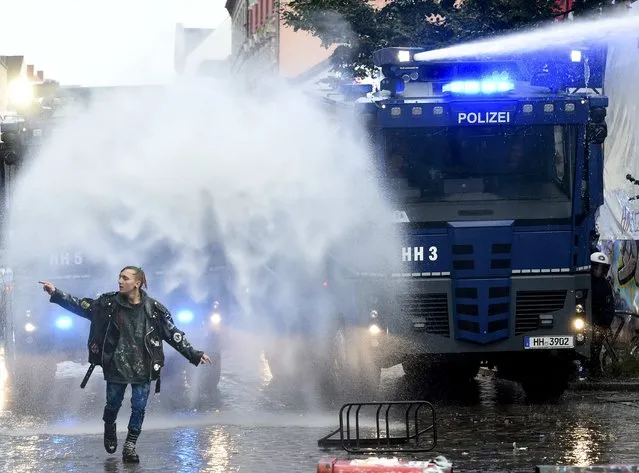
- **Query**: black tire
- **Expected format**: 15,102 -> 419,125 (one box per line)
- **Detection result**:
520,363 -> 570,402
628,336 -> 639,366
321,327 -> 380,402
264,338 -> 309,381
403,357 -> 479,385
3,150 -> 21,166
599,343 -> 615,376
183,352 -> 221,393
521,379 -> 567,402
159,351 -> 221,404
402,358 -> 428,381
207,352 -> 221,389
324,327 -> 349,388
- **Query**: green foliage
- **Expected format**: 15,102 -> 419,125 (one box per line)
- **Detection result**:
281,0 -> 616,78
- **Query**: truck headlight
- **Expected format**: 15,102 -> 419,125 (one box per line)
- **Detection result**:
24,322 -> 36,332
573,317 -> 585,331
368,324 -> 381,335
210,312 -> 222,325
575,304 -> 584,314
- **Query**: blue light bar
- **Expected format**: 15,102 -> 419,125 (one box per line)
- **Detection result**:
442,80 -> 515,94
176,310 -> 194,324
55,315 -> 73,330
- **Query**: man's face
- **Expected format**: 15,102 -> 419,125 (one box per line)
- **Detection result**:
592,263 -> 609,279
118,269 -> 139,294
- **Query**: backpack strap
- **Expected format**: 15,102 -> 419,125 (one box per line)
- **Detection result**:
80,363 -> 96,389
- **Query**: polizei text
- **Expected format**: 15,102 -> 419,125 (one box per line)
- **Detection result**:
457,111 -> 511,125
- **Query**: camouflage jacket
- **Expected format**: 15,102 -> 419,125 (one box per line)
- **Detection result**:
50,289 -> 204,383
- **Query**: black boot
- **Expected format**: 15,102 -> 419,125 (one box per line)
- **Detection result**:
104,422 -> 117,454
122,430 -> 140,463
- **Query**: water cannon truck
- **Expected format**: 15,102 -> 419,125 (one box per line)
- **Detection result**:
264,44 -> 610,401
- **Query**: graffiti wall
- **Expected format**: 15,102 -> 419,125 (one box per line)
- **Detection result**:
600,240 -> 639,312
599,239 -> 639,341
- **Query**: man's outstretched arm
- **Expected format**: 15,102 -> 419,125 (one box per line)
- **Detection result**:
39,281 -> 94,321
153,300 -> 211,366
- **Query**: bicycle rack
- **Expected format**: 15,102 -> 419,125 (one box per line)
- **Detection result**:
317,401 -> 437,454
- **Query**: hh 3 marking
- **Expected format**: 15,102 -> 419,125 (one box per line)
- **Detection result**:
402,246 -> 438,262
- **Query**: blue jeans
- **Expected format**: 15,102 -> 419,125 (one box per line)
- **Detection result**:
102,382 -> 151,433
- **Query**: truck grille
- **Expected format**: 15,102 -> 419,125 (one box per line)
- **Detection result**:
398,293 -> 450,337
515,290 -> 567,335
452,280 -> 510,343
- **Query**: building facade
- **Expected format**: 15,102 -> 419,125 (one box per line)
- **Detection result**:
225,0 -> 351,80
0,58 -> 7,112
223,0 -> 632,83
174,23 -> 231,77
0,56 -> 49,114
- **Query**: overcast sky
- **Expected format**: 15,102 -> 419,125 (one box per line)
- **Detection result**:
0,0 -> 230,86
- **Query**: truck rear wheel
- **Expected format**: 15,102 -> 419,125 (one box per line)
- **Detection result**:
265,328 -> 380,401
201,352 -> 221,390
161,352 -> 221,407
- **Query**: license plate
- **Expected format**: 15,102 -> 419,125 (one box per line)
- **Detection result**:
524,335 -> 574,349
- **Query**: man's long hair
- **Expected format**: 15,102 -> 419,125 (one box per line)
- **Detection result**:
121,266 -> 148,290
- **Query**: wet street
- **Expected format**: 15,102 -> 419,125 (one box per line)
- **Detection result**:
2,332 -> 639,473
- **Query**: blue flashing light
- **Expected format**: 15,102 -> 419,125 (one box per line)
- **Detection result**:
176,310 -> 194,324
570,50 -> 582,63
55,315 -> 73,330
442,79 -> 515,94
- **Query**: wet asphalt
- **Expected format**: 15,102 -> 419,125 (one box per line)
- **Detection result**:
1,331 -> 639,473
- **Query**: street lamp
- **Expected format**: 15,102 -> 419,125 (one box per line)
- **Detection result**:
8,79 -> 35,108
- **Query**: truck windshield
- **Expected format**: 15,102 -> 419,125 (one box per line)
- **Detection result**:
383,125 -> 576,205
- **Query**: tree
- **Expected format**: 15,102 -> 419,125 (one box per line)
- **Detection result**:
281,0 -> 615,78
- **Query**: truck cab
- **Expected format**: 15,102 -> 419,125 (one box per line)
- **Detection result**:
299,45 -> 609,400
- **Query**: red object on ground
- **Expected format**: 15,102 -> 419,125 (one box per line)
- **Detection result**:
317,457 -> 453,473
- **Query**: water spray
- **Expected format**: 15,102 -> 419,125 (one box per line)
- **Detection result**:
2,72 -> 401,416
414,13 -> 639,62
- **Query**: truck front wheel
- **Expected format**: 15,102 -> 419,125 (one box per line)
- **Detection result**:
519,360 -> 572,402
321,327 -> 381,402
403,356 -> 480,385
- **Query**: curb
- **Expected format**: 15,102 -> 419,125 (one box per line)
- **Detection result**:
568,380 -> 639,391
479,367 -> 639,392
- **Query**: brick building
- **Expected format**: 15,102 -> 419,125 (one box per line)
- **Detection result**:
225,0 -> 385,80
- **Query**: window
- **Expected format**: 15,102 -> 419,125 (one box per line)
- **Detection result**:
383,125 -> 576,204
